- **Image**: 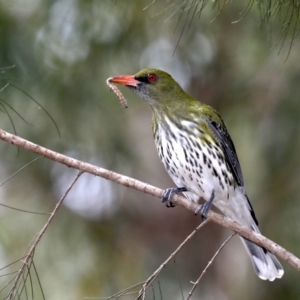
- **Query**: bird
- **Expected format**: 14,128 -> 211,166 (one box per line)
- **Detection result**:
108,68 -> 284,281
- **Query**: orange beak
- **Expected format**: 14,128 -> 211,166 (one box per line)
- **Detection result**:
108,75 -> 139,87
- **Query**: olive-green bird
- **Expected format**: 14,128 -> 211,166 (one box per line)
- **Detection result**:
109,68 -> 284,281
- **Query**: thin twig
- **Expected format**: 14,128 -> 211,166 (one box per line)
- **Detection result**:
186,233 -> 236,300
0,128 -> 299,272
0,157 -> 41,187
136,220 -> 209,300
84,281 -> 144,299
5,171 -> 83,300
3,81 -> 61,137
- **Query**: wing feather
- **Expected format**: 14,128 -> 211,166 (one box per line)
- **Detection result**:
206,116 -> 244,187
205,113 -> 259,225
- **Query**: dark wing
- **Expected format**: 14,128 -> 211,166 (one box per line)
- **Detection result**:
206,115 -> 259,225
206,117 -> 244,187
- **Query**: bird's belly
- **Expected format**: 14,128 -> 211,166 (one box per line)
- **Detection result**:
155,129 -> 235,205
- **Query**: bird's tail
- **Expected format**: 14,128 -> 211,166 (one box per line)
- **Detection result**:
240,224 -> 284,281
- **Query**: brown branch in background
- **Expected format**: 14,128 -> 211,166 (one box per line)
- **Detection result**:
6,171 -> 83,300
186,233 -> 236,300
0,128 -> 299,272
137,220 -> 209,300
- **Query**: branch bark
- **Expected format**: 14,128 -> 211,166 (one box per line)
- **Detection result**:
0,128 -> 299,272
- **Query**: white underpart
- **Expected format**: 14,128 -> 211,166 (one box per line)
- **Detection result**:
156,118 -> 251,226
155,117 -> 283,281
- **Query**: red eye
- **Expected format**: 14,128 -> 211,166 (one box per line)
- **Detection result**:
147,74 -> 157,83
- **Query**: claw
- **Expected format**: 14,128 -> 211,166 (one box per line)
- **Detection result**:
161,187 -> 187,208
194,189 -> 215,220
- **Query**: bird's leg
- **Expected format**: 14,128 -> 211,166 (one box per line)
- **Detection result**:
195,189 -> 215,220
161,187 -> 187,208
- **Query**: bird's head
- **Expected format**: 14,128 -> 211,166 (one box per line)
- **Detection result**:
109,68 -> 190,110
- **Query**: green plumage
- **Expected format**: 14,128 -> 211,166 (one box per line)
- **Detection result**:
110,68 -> 284,281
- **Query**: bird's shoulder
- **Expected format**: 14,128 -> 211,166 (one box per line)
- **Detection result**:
194,103 -> 245,187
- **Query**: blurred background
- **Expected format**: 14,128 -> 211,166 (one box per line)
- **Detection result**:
0,0 -> 299,299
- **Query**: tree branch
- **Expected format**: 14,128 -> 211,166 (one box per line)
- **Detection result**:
186,233 -> 236,300
6,171 -> 83,299
137,220 -> 209,300
0,128 -> 299,272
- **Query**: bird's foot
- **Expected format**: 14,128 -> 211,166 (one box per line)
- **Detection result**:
161,187 -> 187,208
194,189 -> 215,220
